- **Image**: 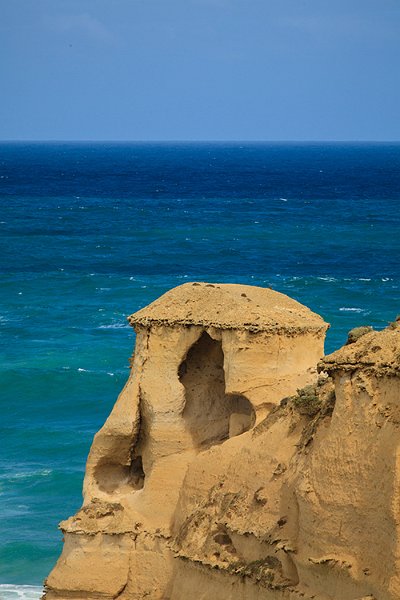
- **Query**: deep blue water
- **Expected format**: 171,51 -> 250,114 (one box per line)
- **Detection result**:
0,142 -> 399,592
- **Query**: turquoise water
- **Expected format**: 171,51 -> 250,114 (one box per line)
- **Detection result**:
0,585 -> 43,600
0,142 -> 399,593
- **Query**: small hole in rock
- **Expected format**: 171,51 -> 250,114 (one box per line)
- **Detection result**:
130,455 -> 145,490
214,533 -> 232,546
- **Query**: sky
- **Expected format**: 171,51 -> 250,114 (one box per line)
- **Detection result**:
1,0 -> 400,141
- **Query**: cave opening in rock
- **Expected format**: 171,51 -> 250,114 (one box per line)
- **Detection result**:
93,418 -> 146,494
179,331 -> 255,447
94,454 -> 145,494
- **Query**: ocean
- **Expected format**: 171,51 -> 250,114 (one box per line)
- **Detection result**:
0,142 -> 399,597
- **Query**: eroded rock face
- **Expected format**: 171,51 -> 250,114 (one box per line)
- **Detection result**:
45,284 -> 400,599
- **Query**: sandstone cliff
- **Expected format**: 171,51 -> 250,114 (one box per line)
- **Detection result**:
44,283 -> 399,600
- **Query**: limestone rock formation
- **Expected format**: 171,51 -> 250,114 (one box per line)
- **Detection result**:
44,283 -> 400,600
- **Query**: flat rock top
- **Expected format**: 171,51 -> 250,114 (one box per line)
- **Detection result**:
128,282 -> 328,334
322,325 -> 400,374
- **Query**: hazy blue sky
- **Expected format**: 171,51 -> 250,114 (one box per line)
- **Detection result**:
1,0 -> 399,141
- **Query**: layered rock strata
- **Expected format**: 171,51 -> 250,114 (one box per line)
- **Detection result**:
44,283 -> 399,600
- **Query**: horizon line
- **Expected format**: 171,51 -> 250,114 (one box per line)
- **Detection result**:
1,139 -> 400,144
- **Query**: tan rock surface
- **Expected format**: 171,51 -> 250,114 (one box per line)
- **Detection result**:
44,283 -> 400,599
322,319 -> 400,376
128,282 -> 327,334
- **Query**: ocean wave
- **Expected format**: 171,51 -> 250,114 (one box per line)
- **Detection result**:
339,307 -> 364,313
98,323 -> 130,329
317,276 -> 338,282
0,584 -> 43,599
2,469 -> 53,482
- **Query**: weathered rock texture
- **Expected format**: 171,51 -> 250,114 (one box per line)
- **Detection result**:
44,283 -> 400,600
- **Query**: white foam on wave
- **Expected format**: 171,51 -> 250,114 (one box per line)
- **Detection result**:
98,323 -> 130,330
0,584 -> 43,599
317,276 -> 338,282
339,307 -> 364,313
10,468 -> 52,481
